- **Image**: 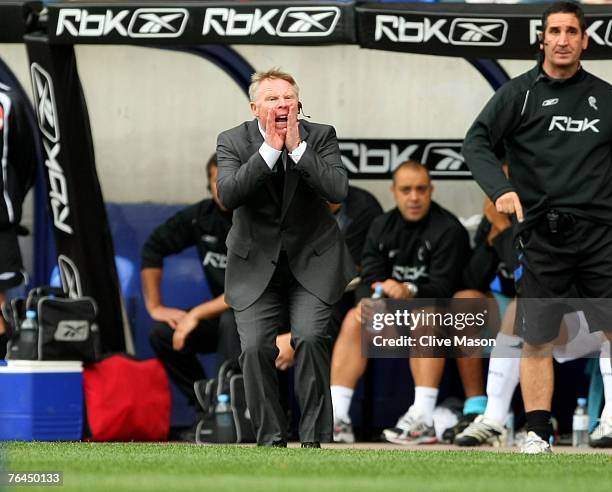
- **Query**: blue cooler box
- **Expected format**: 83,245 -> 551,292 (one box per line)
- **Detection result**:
0,360 -> 83,441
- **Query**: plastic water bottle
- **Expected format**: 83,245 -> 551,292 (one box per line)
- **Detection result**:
572,397 -> 589,447
505,411 -> 515,447
371,285 -> 385,299
8,310 -> 38,360
215,394 -> 236,443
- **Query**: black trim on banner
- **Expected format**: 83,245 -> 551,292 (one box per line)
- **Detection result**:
0,1 -> 42,43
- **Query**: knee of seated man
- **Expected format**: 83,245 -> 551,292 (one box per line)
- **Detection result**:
342,307 -> 361,332
218,309 -> 237,328
149,321 -> 173,347
452,289 -> 487,300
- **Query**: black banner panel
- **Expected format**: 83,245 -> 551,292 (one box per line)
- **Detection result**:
0,1 -> 40,43
357,2 -> 612,60
339,138 -> 469,180
25,34 -> 126,352
48,1 -> 356,45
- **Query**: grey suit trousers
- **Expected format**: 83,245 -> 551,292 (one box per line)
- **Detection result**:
234,252 -> 333,445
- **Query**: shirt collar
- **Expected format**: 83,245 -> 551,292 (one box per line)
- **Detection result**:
536,61 -> 585,86
257,120 -> 265,139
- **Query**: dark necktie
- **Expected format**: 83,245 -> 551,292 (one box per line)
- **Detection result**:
273,149 -> 286,199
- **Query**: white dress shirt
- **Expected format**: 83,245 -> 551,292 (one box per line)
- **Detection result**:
257,121 -> 307,170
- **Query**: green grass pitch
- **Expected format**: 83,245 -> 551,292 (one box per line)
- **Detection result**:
3,442 -> 611,492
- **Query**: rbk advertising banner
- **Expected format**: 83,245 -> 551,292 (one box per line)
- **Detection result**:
47,1 -> 356,45
24,33 -> 127,352
339,138 -> 470,180
357,2 -> 612,60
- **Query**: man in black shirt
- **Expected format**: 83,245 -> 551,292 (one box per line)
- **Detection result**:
0,82 -> 36,357
142,155 -> 240,423
0,228 -> 26,358
463,1 -> 612,453
330,160 -> 471,444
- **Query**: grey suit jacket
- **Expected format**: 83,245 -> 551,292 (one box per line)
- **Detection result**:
216,118 -> 356,311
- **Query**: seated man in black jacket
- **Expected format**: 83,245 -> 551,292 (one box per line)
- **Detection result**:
142,155 -> 241,437
330,160 -> 471,444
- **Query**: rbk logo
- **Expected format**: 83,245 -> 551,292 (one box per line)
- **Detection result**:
276,7 -> 340,37
201,234 -> 218,245
421,143 -> 470,176
31,64 -> 59,143
449,18 -> 508,46
203,251 -> 227,269
549,116 -> 600,133
374,16 -> 507,46
430,148 -> 464,171
542,98 -> 559,107
56,8 -> 188,38
55,320 -> 89,342
417,241 -> 432,262
202,6 -> 339,37
31,63 -> 73,235
128,9 -> 189,37
392,265 -> 429,282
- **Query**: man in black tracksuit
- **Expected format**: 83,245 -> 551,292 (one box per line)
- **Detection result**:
330,160 -> 471,444
142,155 -> 240,420
0,82 -> 37,357
463,2 -> 612,453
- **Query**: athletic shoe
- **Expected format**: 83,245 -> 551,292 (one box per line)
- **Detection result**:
520,431 -> 552,454
455,415 -> 506,447
382,406 -> 437,445
333,419 -> 355,444
442,413 -> 478,443
514,429 -> 528,449
515,417 -> 559,447
589,415 -> 612,448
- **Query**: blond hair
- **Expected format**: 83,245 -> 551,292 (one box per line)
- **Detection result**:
248,68 -> 300,102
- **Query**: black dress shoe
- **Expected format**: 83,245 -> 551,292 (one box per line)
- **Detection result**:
271,440 -> 287,448
301,442 -> 321,448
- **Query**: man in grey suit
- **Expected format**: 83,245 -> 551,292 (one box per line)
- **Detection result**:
216,69 -> 355,447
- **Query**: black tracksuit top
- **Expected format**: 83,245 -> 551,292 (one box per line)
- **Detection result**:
358,202 -> 470,300
140,199 -> 232,298
463,63 -> 612,228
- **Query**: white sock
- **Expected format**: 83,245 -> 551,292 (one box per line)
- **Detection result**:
331,385 -> 354,423
483,332 -> 522,426
413,386 -> 438,425
600,342 -> 612,419
484,357 -> 520,426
